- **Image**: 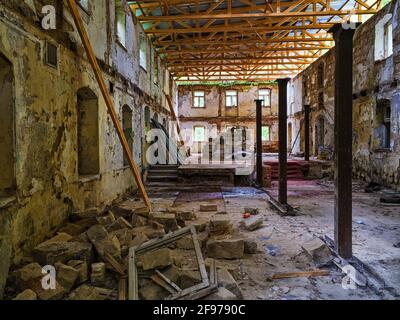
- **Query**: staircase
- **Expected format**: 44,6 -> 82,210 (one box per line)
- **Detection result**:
263,160 -> 309,180
146,164 -> 179,187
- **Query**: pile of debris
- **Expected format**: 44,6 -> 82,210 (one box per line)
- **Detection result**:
6,200 -> 259,300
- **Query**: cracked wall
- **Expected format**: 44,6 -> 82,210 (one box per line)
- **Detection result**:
0,0 -> 177,297
177,84 -> 279,153
288,1 -> 400,191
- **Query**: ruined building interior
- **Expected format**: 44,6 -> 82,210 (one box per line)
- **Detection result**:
0,0 -> 399,302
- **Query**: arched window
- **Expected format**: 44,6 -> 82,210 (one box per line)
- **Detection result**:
122,105 -> 133,166
77,87 -> 99,176
0,53 -> 15,197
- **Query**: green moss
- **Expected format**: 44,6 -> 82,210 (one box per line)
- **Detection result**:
177,80 -> 277,87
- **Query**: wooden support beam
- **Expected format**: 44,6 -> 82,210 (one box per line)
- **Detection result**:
165,94 -> 188,157
329,24 -> 357,259
66,0 -> 152,211
277,78 -> 290,205
304,105 -> 310,161
255,99 -> 263,186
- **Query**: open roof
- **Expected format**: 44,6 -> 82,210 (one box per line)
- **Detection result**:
129,0 -> 382,82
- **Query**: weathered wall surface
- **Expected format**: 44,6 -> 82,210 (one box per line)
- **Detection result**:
0,0 -> 176,297
288,1 -> 400,190
288,50 -> 335,156
352,1 -> 400,188
177,84 -> 279,152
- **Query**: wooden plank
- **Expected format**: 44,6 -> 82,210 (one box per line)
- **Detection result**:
128,247 -> 138,300
272,270 -> 330,279
66,0 -> 152,211
129,226 -> 210,300
190,226 -> 209,287
135,226 -> 192,254
150,274 -> 177,294
155,270 -> 182,292
118,276 -> 127,301
105,252 -> 126,276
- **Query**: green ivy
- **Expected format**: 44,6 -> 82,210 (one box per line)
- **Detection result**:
177,80 -> 277,87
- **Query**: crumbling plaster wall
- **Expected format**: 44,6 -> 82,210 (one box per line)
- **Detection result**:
352,1 -> 400,189
288,2 -> 400,190
177,84 -> 279,150
0,0 -> 176,297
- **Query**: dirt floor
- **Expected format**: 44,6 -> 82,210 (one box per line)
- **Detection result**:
147,178 -> 400,300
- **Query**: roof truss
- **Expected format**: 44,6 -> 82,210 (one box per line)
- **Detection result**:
129,0 -> 381,82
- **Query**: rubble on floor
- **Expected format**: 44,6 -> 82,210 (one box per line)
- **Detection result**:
4,180 -> 398,300
4,197 -> 256,301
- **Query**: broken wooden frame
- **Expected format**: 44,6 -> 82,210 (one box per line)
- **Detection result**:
128,226 -> 210,300
67,0 -> 152,211
174,258 -> 218,301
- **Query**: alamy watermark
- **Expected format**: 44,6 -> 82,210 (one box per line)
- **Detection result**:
41,5 -> 56,30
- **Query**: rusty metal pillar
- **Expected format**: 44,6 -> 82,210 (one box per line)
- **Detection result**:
329,24 -> 357,259
277,78 -> 290,205
304,105 -> 311,161
255,99 -> 263,186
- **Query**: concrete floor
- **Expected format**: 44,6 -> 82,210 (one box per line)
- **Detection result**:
147,178 -> 400,300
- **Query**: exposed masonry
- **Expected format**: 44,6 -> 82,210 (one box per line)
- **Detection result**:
0,0 -> 178,296
178,84 -> 280,153
288,2 -> 400,191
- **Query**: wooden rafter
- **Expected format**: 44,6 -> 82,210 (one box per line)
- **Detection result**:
129,0 -> 381,81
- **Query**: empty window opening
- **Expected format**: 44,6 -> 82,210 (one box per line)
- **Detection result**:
194,126 -> 206,142
375,15 -> 393,61
122,105 -> 133,166
0,53 -> 15,197
45,41 -> 58,69
384,21 -> 393,59
193,91 -> 205,108
376,99 -> 391,150
259,89 -> 271,108
115,1 -> 127,47
78,0 -> 89,11
226,90 -> 238,108
139,33 -> 147,70
77,87 -> 99,176
153,49 -> 159,84
262,126 -> 271,142
315,117 -> 325,155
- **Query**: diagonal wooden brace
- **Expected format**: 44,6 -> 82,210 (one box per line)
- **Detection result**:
67,0 -> 152,211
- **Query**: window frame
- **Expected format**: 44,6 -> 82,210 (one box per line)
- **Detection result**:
258,88 -> 272,108
261,126 -> 271,142
193,126 -> 206,143
225,90 -> 238,108
193,91 -> 205,108
384,21 -> 393,59
115,1 -> 127,49
139,32 -> 148,71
